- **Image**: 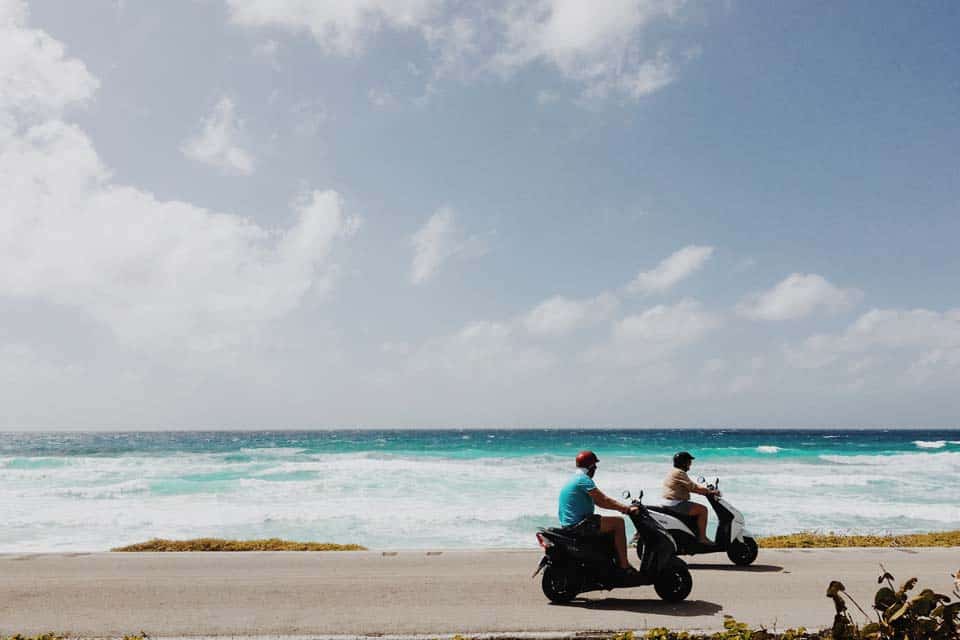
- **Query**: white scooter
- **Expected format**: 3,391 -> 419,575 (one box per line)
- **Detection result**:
642,476 -> 759,566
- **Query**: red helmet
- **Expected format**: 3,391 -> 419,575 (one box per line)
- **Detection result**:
575,450 -> 599,468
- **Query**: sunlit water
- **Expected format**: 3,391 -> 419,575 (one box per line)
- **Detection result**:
2,429 -> 958,551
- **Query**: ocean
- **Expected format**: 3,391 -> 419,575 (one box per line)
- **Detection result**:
1,429 -> 958,552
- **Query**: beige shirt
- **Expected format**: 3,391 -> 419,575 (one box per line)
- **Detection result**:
662,468 -> 695,501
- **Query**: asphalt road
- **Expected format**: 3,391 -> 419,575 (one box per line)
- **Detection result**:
1,548 -> 957,637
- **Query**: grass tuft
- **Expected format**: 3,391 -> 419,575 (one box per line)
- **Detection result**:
757,530 -> 960,548
111,538 -> 366,552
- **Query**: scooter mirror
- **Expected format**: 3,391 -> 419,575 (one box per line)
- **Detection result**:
621,490 -> 631,499
697,475 -> 706,484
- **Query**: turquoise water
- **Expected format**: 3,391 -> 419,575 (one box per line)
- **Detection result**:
1,429 -> 958,551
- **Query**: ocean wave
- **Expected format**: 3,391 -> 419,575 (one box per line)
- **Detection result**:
914,440 -> 947,449
4,433 -> 960,551
239,447 -> 308,456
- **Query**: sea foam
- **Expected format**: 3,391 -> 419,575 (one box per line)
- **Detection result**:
2,430 -> 959,552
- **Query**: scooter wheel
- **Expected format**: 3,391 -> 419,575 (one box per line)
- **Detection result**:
654,559 -> 692,602
727,536 -> 759,566
541,565 -> 579,604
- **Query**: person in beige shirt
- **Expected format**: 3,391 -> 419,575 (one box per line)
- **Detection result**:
662,451 -> 720,544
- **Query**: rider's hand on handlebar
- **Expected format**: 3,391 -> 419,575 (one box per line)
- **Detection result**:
625,505 -> 640,515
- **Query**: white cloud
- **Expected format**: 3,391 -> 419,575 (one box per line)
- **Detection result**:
626,245 -> 714,295
226,0 -> 442,56
253,39 -> 279,59
492,0 -> 682,100
367,87 -> 397,109
522,293 -> 618,336
181,96 -> 255,175
784,308 -> 960,375
588,299 -> 721,365
701,358 -> 726,375
737,273 -> 862,321
802,308 -> 960,354
0,6 -> 356,353
409,207 -> 487,285
409,320 -> 556,380
0,0 -> 98,120
224,0 -> 690,103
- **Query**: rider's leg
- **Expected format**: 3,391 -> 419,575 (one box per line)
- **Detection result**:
599,516 -> 631,569
689,503 -> 710,542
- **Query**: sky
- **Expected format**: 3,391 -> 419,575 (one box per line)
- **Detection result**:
1,0 -> 959,429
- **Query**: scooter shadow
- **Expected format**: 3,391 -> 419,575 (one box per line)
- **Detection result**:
553,598 -> 723,616
686,563 -> 783,573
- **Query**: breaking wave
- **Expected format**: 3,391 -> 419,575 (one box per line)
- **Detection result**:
2,429 -> 959,551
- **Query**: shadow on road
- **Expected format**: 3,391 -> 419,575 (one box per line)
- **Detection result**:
686,563 -> 783,573
554,598 -> 723,616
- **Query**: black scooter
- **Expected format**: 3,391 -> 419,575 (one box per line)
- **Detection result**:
533,490 -> 692,603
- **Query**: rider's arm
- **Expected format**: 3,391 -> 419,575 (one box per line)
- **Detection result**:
587,488 -> 633,514
690,483 -> 719,496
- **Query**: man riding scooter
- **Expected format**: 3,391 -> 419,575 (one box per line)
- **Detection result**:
662,451 -> 719,544
558,450 -> 639,576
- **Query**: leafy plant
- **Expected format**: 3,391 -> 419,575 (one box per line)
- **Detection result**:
827,565 -> 959,639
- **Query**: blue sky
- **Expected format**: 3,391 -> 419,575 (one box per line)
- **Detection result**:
2,0 -> 959,428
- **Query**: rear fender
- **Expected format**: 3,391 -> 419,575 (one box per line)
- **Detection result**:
531,555 -> 550,578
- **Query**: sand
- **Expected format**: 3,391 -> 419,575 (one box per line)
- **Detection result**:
1,548 -> 957,637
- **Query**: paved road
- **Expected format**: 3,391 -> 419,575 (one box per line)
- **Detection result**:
1,548 -> 957,637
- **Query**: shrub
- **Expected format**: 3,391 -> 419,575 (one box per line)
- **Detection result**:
828,566 -> 960,639
111,538 -> 366,551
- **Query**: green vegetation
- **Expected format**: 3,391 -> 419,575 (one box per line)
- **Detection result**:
758,531 -> 960,549
111,538 -> 367,551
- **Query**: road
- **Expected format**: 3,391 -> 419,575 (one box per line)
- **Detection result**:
1,548 -> 956,637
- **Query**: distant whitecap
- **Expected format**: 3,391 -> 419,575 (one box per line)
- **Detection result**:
914,440 -> 946,449
756,445 -> 781,454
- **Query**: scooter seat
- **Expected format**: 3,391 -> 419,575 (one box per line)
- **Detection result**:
647,505 -> 701,534
539,525 -> 606,542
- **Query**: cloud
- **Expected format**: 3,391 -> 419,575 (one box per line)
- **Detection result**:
410,207 -> 487,284
626,245 -> 714,295
522,293 -> 618,336
490,0 -> 682,100
409,320 -> 556,380
784,307 -> 960,377
367,87 -> 397,109
737,273 -> 862,321
253,39 -> 279,60
0,5 -> 356,352
181,96 -> 255,175
226,0 -> 442,56
587,299 -> 722,365
224,0 -> 690,103
0,0 -> 99,120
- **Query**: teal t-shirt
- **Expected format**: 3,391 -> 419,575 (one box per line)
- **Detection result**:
558,468 -> 597,526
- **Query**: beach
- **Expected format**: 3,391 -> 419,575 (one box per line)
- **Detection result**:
2,547 -> 957,636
